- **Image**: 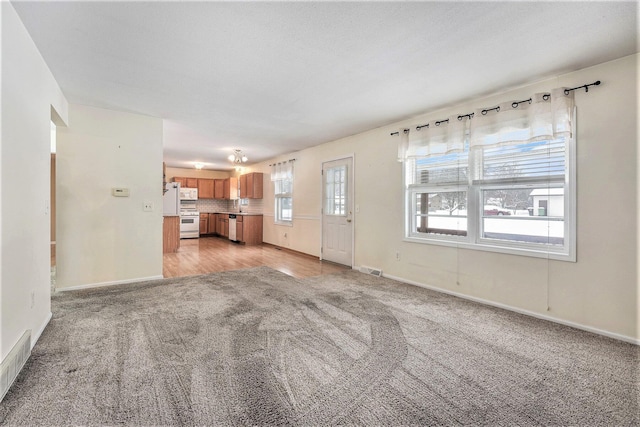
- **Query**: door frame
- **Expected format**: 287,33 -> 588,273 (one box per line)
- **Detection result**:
320,154 -> 355,268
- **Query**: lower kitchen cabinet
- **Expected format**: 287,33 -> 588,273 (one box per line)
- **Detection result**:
163,216 -> 180,253
236,216 -> 244,242
208,213 -> 217,234
198,213 -> 262,244
199,213 -> 209,235
237,215 -> 263,245
217,214 -> 229,238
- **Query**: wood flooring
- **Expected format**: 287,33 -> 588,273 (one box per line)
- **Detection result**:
163,236 -> 349,279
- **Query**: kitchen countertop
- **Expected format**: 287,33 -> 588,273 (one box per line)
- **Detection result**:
199,212 -> 263,216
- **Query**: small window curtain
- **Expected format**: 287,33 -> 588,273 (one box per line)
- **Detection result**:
469,88 -> 574,150
270,160 -> 293,181
398,87 -> 575,160
404,116 -> 469,160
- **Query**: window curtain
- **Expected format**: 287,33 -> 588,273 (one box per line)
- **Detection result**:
469,88 -> 574,150
397,129 -> 409,161
270,160 -> 293,181
405,116 -> 468,159
398,87 -> 575,160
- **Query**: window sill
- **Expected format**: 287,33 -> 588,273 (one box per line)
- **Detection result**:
403,236 -> 575,262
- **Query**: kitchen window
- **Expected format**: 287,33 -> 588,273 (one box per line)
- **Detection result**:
400,88 -> 576,261
271,160 -> 294,225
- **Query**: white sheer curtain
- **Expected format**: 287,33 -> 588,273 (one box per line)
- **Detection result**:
469,88 -> 574,150
397,87 -> 575,159
397,129 -> 409,162
405,116 -> 468,159
270,160 -> 293,181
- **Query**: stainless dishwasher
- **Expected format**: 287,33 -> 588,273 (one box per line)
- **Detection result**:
228,214 -> 237,241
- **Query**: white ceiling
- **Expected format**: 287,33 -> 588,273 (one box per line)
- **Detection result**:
12,1 -> 639,171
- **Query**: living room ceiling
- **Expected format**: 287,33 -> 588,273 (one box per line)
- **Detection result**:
12,1 -> 638,171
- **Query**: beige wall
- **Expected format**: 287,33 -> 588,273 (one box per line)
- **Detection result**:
257,55 -> 638,341
165,166 -> 230,181
1,2 -> 68,359
56,104 -> 163,290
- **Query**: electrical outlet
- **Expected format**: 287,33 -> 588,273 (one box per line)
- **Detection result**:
143,201 -> 153,212
284,232 -> 288,238
30,291 -> 35,308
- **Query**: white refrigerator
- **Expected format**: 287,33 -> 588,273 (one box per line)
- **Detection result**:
163,182 -> 180,216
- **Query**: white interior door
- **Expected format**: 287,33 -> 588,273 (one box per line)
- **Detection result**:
322,157 -> 353,266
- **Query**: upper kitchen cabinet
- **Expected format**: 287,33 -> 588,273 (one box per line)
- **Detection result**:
224,177 -> 238,200
198,178 -> 215,199
239,172 -> 263,199
212,179 -> 224,199
173,177 -> 198,188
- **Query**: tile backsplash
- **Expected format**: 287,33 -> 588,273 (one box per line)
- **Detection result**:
196,199 -> 229,213
239,198 -> 264,214
196,198 -> 264,214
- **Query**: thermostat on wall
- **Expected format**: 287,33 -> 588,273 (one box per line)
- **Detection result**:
111,187 -> 130,197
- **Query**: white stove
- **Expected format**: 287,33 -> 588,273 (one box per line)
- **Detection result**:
180,210 -> 200,239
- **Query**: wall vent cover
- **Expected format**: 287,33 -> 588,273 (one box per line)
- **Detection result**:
359,266 -> 382,277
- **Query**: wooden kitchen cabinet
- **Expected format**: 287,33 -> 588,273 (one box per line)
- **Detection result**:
173,177 -> 198,188
237,215 -> 263,245
217,214 -> 229,237
236,215 -> 244,242
208,213 -> 217,234
198,178 -> 215,199
199,214 -> 208,235
239,172 -> 263,199
163,216 -> 180,253
214,179 -> 225,199
224,177 -> 238,200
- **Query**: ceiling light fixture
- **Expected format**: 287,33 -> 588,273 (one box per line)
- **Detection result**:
194,162 -> 204,170
228,149 -> 248,164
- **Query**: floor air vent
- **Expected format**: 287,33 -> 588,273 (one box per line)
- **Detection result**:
0,330 -> 31,402
360,266 -> 382,277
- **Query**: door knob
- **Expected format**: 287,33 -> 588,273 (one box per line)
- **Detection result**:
346,218 -> 352,223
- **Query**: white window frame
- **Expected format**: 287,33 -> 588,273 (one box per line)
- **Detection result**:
407,185 -> 469,243
274,176 -> 293,226
404,116 -> 576,262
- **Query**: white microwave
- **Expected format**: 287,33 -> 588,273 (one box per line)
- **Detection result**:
179,187 -> 198,200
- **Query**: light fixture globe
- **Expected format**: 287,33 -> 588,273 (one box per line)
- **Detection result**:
229,149 -> 248,164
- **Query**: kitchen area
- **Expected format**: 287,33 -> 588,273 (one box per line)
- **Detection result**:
162,164 -> 264,254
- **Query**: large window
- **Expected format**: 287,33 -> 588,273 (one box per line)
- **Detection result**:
402,89 -> 576,261
271,160 -> 294,225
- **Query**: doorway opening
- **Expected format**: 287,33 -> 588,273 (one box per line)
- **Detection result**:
50,120 -> 56,290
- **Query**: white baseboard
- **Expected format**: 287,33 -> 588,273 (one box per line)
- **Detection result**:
56,275 -> 164,292
370,270 -> 639,346
32,311 -> 52,350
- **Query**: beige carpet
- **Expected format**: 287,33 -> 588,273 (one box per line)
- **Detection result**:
1,267 -> 638,426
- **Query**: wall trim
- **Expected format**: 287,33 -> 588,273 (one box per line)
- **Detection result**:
263,213 -> 319,221
56,275 -> 164,292
32,311 -> 52,350
371,269 -> 639,346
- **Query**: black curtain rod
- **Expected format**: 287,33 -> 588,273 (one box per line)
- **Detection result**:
268,158 -> 296,167
565,80 -> 600,94
391,80 -> 600,136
